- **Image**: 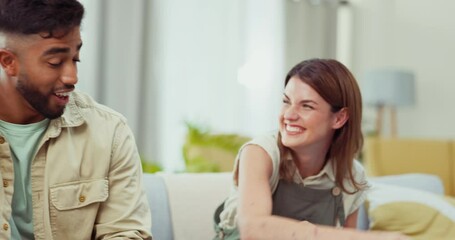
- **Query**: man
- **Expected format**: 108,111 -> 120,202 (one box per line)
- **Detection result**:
0,0 -> 152,239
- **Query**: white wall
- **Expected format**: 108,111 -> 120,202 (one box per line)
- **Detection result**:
78,0 -> 102,98
351,0 -> 455,138
284,0 -> 338,69
145,0 -> 287,171
145,0 -> 248,170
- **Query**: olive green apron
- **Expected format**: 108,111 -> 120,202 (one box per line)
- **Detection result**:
213,180 -> 345,240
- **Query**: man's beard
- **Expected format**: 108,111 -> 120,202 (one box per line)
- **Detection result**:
16,74 -> 67,119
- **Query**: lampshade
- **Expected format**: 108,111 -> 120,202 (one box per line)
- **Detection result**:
362,69 -> 415,107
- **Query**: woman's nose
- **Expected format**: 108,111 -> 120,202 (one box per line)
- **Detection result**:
284,105 -> 299,120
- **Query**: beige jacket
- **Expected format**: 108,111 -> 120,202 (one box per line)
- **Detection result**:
0,91 -> 152,239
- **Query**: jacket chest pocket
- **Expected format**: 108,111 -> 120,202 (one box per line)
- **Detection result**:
50,179 -> 109,210
49,179 -> 109,238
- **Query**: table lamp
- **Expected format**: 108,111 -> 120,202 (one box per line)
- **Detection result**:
362,69 -> 415,137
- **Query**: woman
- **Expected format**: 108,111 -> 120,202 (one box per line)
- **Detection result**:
213,59 -> 409,240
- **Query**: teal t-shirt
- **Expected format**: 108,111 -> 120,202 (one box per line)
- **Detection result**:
0,118 -> 49,240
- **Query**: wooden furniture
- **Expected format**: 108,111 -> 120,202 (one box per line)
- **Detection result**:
363,137 -> 455,196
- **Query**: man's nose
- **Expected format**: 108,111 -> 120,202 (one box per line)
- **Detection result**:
61,63 -> 78,85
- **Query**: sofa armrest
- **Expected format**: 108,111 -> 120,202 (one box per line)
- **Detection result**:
143,173 -> 174,240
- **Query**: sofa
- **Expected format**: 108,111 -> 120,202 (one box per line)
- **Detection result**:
143,172 -> 452,240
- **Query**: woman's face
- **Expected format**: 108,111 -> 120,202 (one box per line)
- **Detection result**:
279,76 -> 341,152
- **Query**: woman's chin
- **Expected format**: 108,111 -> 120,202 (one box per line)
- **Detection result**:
281,136 -> 302,148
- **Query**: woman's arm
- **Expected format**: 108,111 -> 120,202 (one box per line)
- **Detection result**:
344,210 -> 359,228
236,145 -> 409,240
237,144 -> 315,239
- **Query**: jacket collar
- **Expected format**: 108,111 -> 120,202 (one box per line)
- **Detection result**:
46,92 -> 85,138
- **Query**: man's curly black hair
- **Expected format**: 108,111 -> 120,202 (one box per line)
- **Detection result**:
0,0 -> 84,38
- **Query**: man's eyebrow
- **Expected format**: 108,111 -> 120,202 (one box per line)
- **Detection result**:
42,47 -> 70,56
42,42 -> 83,56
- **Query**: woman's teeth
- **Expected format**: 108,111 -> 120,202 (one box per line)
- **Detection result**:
286,125 -> 303,133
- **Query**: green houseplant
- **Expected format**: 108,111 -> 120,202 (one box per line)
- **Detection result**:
182,122 -> 250,172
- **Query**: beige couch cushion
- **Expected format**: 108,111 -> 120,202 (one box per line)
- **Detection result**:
159,172 -> 232,240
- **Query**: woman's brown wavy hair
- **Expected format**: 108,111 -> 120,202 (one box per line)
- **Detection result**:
278,58 -> 365,193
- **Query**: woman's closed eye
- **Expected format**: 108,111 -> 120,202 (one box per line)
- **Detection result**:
302,104 -> 314,110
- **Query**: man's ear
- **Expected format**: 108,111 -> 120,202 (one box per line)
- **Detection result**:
332,108 -> 349,129
0,49 -> 18,77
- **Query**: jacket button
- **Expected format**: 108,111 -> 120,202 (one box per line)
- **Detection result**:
0,137 -> 5,144
79,195 -> 86,203
3,223 -> 8,231
332,186 -> 341,196
2,180 -> 8,188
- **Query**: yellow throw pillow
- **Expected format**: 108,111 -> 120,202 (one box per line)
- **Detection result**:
366,183 -> 455,240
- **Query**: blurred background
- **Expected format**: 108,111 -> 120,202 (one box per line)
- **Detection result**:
77,0 -> 455,172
